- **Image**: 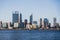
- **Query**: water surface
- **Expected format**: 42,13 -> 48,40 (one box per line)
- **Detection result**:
0,30 -> 60,40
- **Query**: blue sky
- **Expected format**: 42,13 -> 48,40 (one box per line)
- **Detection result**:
0,0 -> 60,25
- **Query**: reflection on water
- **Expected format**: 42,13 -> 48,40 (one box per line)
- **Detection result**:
0,30 -> 60,40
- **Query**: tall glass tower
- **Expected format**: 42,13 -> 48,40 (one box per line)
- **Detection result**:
12,11 -> 19,23
53,17 -> 57,27
30,14 -> 33,25
44,18 -> 49,28
40,18 -> 42,28
20,13 -> 22,23
24,19 -> 28,27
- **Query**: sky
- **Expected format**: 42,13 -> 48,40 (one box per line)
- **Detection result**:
0,0 -> 60,25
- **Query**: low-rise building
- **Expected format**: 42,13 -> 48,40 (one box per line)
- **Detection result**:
26,23 -> 37,30
26,23 -> 33,30
14,22 -> 19,28
8,22 -> 13,29
19,22 -> 24,28
2,22 -> 8,28
32,24 -> 37,29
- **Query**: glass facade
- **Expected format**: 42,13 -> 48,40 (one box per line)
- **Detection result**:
44,18 -> 49,27
20,13 -> 22,23
30,14 -> 33,25
12,11 -> 19,23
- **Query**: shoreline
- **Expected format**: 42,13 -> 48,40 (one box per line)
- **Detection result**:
0,28 -> 60,31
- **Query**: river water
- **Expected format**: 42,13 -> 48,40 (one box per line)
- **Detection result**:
0,30 -> 60,40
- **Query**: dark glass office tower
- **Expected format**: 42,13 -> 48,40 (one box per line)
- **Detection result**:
24,19 -> 28,27
40,18 -> 42,28
44,18 -> 49,28
30,14 -> 33,25
20,13 -> 22,23
12,11 -> 19,23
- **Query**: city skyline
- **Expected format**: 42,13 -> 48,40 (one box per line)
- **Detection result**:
0,0 -> 60,25
0,0 -> 60,40
0,12 -> 60,30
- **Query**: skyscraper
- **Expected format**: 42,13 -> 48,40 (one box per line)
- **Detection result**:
44,18 -> 49,28
40,18 -> 42,28
30,14 -> 33,25
24,19 -> 28,27
12,11 -> 19,23
0,21 -> 2,28
53,17 -> 57,27
20,13 -> 22,23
